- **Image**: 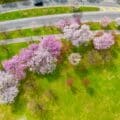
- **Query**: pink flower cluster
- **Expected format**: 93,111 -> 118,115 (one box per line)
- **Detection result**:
2,36 -> 62,80
2,44 -> 38,80
27,47 -> 57,75
41,36 -> 62,57
63,24 -> 93,46
3,56 -> 26,80
56,17 -> 80,29
0,71 -> 18,104
27,36 -> 62,74
93,33 -> 115,50
101,16 -> 111,27
19,44 -> 39,63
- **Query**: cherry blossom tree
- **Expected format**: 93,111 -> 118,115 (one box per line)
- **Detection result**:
93,33 -> 115,50
56,17 -> 80,29
2,55 -> 26,80
27,47 -> 57,75
40,36 -> 62,57
101,16 -> 111,27
0,71 -> 19,104
27,36 -> 62,75
63,24 -> 93,46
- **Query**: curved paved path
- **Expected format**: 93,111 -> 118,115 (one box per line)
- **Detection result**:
0,11 -> 120,32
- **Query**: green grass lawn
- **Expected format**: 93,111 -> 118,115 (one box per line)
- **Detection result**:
87,21 -> 118,30
0,0 -> 23,4
0,22 -> 119,41
0,26 -> 61,40
0,35 -> 120,120
0,6 -> 99,21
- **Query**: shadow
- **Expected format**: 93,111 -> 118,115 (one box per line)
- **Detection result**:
70,86 -> 79,94
74,63 -> 89,78
11,80 -> 27,115
81,78 -> 95,96
86,87 -> 95,96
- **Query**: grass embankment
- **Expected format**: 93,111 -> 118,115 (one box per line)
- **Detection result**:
0,6 -> 99,21
0,35 -> 120,120
0,0 -> 23,4
0,22 -> 119,41
87,21 -> 118,30
0,26 -> 61,40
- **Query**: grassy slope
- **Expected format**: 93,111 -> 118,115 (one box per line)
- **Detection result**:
0,26 -> 61,40
0,0 -> 23,4
0,35 -> 120,120
0,22 -> 118,41
0,6 -> 99,21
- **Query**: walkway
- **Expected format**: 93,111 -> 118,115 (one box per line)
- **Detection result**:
0,11 -> 120,32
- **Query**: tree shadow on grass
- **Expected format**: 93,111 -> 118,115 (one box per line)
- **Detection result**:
86,87 -> 95,96
11,80 -> 27,115
74,64 -> 89,78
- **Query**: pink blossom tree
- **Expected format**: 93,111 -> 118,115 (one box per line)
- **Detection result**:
27,36 -> 62,75
100,16 -> 111,27
63,24 -> 93,46
40,36 -> 62,57
27,47 -> 57,75
2,44 -> 38,80
2,55 -> 26,80
0,71 -> 19,104
56,17 -> 80,29
93,33 -> 115,50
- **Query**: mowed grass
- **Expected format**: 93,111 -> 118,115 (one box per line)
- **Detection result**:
87,21 -> 118,30
0,35 -> 120,120
0,26 -> 62,40
0,22 -> 119,41
0,6 -> 99,21
0,0 -> 23,4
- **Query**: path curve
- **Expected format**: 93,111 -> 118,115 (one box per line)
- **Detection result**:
0,11 -> 120,32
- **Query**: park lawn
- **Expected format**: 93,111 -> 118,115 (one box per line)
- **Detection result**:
0,26 -> 62,40
0,35 -> 120,120
0,42 -> 28,62
0,0 -> 23,4
0,22 -> 119,41
0,6 -> 99,21
87,21 -> 118,30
